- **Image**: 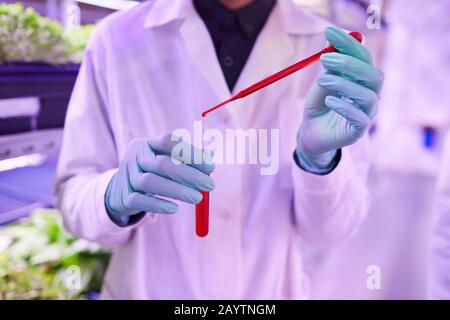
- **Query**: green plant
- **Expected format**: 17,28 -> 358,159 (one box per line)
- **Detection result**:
0,209 -> 111,300
0,3 -> 94,64
65,23 -> 95,57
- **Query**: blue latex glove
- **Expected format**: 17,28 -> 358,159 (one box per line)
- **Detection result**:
105,134 -> 215,226
296,27 -> 384,174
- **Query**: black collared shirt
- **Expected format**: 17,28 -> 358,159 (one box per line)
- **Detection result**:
193,0 -> 276,91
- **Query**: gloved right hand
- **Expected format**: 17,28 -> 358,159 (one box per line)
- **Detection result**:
105,134 -> 215,226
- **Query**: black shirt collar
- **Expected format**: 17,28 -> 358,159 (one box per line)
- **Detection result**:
193,0 -> 276,38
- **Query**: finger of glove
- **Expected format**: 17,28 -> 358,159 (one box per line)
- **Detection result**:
128,154 -> 204,204
325,95 -> 371,139
321,52 -> 384,94
125,192 -> 179,214
325,27 -> 373,65
148,134 -> 214,174
318,74 -> 379,119
137,155 -> 215,192
111,171 -> 178,217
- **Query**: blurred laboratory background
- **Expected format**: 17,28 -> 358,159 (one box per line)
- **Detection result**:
0,0 -> 449,299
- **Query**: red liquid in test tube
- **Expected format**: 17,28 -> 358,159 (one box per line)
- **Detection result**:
196,191 -> 209,237
195,119 -> 212,237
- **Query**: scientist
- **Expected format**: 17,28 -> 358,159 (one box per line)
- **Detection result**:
56,0 -> 383,299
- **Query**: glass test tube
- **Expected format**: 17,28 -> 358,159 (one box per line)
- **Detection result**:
195,118 -> 211,237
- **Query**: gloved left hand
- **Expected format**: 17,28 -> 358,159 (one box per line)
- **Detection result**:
296,27 -> 384,174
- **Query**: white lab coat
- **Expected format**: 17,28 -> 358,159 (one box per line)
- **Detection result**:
56,0 -> 370,299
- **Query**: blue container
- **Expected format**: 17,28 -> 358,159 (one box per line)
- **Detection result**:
423,126 -> 436,149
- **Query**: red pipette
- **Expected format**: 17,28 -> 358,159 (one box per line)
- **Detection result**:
202,31 -> 362,117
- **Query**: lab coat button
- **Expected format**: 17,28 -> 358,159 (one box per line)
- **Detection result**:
220,211 -> 231,220
225,15 -> 236,27
223,56 -> 234,67
244,24 -> 256,37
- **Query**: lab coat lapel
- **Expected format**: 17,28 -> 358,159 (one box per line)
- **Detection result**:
179,8 -> 231,104
230,0 -> 331,125
230,1 -> 295,124
233,3 -> 294,95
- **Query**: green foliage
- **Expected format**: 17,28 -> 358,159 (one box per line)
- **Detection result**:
0,3 -> 95,64
65,23 -> 95,52
0,209 -> 111,300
